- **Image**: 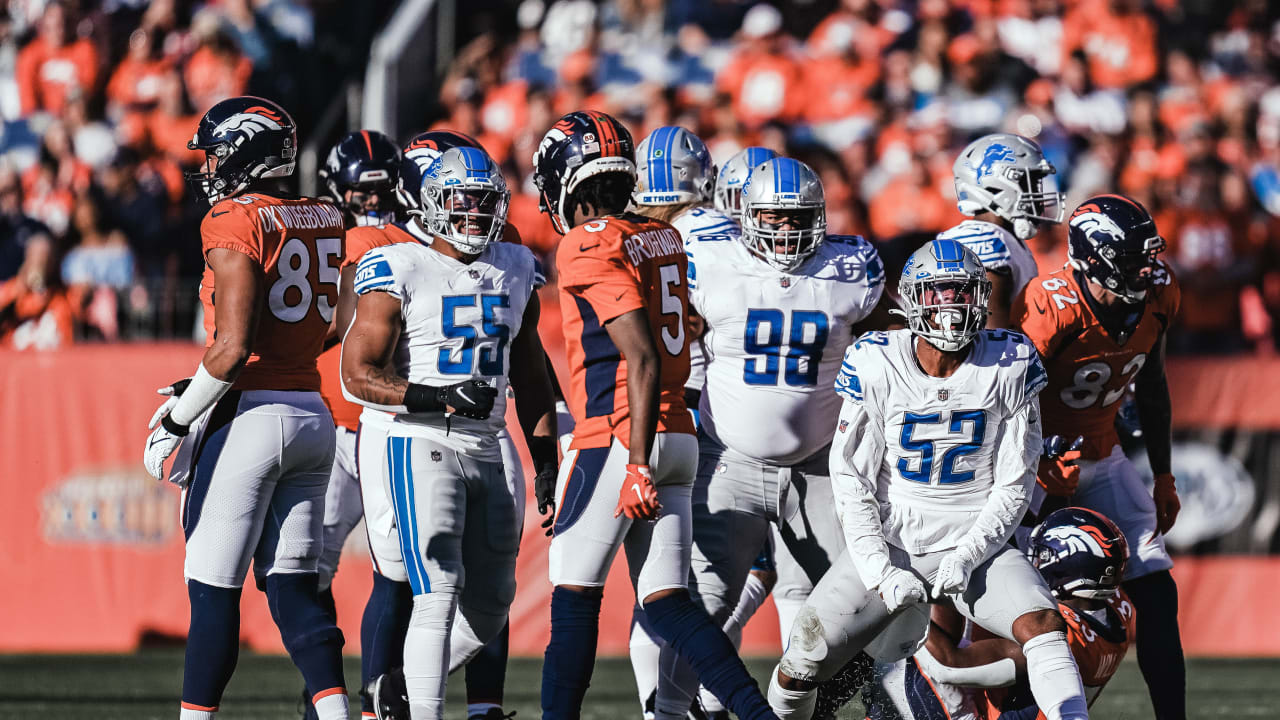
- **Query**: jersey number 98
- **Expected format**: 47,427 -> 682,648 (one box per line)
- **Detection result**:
744,309 -> 829,386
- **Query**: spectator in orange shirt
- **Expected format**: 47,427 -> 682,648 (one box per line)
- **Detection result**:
868,154 -> 955,240
1161,164 -> 1260,354
106,28 -> 170,119
0,234 -> 76,350
15,1 -> 99,116
803,15 -> 878,145
716,4 -> 802,130
183,27 -> 252,113
145,70 -> 204,169
1061,0 -> 1157,89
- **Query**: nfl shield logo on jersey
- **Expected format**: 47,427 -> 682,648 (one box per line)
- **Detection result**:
780,277 -> 791,288
938,389 -> 949,401
431,450 -> 443,462
468,269 -> 480,279
838,419 -> 849,433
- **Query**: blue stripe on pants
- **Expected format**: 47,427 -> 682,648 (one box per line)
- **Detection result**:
388,436 -> 431,595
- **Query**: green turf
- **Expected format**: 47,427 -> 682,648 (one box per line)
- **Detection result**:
0,652 -> 1276,719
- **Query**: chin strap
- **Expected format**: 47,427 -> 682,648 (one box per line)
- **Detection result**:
1012,217 -> 1037,240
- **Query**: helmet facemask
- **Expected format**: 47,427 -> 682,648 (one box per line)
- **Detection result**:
423,183 -> 509,256
742,204 -> 827,271
901,275 -> 991,352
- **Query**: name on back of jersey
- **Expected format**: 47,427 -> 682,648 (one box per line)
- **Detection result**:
256,201 -> 344,233
622,226 -> 683,266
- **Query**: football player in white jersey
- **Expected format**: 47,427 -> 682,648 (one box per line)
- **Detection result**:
628,133 -> 784,719
766,239 -> 1088,720
341,146 -> 558,720
938,134 -> 1064,328
651,155 -> 896,717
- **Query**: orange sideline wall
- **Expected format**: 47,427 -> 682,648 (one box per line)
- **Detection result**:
3,342 -> 1280,656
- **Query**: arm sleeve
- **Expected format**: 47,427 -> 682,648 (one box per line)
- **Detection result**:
953,378 -> 1042,566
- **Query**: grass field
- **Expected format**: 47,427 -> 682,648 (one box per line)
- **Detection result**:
2,652 -> 1278,719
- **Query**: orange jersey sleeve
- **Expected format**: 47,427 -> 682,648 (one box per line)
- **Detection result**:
1061,593 -> 1136,703
199,194 -> 345,392
1018,265 -> 1179,458
556,214 -> 694,449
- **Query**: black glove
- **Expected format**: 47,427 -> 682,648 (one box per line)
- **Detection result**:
439,380 -> 498,420
534,462 -> 557,536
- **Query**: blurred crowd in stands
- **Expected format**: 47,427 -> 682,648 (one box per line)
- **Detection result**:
3,0 -> 1280,356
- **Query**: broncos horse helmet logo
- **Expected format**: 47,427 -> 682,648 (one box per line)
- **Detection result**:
211,106 -> 285,145
1069,208 -> 1127,249
1041,524 -> 1119,560
973,143 -> 1015,181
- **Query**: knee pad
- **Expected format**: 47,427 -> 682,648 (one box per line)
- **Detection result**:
778,607 -> 827,683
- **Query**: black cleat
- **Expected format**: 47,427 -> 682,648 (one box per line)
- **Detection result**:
813,652 -> 875,720
371,667 -> 410,720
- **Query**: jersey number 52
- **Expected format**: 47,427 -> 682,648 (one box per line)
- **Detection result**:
898,410 -> 986,485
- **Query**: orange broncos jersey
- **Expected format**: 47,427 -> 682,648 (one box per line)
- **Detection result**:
981,592 -> 1136,718
317,222 -> 526,429
1013,262 -> 1180,460
556,212 -> 694,450
199,193 -> 345,392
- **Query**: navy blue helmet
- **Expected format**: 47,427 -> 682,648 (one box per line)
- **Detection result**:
320,130 -> 402,225
1067,194 -> 1166,303
532,110 -> 636,234
398,130 -> 483,213
1028,507 -> 1129,601
186,96 -> 296,205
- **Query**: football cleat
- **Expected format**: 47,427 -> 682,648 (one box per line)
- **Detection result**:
186,95 -> 296,205
371,667 -> 409,720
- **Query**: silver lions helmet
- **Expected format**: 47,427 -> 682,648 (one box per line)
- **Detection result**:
633,126 -> 715,206
953,133 -> 1064,241
896,239 -> 991,352
714,146 -> 778,214
419,146 -> 510,255
740,157 -> 826,271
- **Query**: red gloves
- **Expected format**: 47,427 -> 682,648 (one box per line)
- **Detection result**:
1154,473 -> 1180,535
1038,436 -> 1084,497
614,464 -> 661,520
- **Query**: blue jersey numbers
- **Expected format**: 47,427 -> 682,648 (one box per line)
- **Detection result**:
440,293 -> 511,376
897,409 -> 987,485
743,308 -> 830,386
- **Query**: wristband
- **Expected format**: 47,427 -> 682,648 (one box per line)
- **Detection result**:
160,413 -> 190,436
404,383 -> 445,413
168,363 -> 233,426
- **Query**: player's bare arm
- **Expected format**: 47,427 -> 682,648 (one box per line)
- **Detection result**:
1136,331 -> 1179,533
986,268 -> 1013,329
507,292 -> 560,532
333,263 -> 359,342
341,289 -> 407,406
202,247 -> 262,380
603,307 -> 663,521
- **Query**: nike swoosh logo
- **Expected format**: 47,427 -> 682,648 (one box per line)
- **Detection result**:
211,210 -> 230,217
630,483 -> 645,502
579,243 -> 600,252
148,434 -> 168,449
1033,301 -> 1047,314
455,387 -> 473,405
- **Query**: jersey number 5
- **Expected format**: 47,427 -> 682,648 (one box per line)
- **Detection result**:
658,264 -> 685,356
269,236 -> 340,323
898,410 -> 986,485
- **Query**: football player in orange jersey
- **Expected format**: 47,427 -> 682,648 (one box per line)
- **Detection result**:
142,96 -> 350,720
1013,194 -> 1185,720
533,110 -> 777,720
866,507 -> 1135,720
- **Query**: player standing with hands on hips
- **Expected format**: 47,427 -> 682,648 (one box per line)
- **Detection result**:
341,146 -> 559,720
143,96 -> 351,720
533,110 -> 777,720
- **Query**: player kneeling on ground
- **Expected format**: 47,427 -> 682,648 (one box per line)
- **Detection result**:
767,239 -> 1088,720
341,146 -> 558,720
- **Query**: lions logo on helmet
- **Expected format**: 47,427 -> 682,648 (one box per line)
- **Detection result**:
397,131 -> 483,212
953,133 -> 1063,241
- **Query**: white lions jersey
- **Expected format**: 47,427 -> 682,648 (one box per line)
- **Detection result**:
688,233 -> 885,465
672,205 -> 741,396
937,219 -> 1039,295
353,235 -> 538,461
832,329 -> 1046,554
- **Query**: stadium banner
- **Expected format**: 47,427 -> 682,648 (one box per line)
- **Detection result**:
3,346 -> 1280,657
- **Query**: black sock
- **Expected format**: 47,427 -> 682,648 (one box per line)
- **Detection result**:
182,581 -> 243,710
1124,571 -> 1186,720
541,587 -> 602,720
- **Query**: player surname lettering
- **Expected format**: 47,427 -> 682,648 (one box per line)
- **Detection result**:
623,227 -> 682,266
257,202 -> 343,232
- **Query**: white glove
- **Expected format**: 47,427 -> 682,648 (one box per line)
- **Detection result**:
877,567 -> 927,613
148,380 -> 189,428
143,423 -> 185,483
932,550 -> 978,599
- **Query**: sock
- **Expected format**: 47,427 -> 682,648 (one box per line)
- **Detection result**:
180,707 -> 217,720
1124,571 -> 1186,720
313,688 -> 350,720
541,586 -> 603,720
318,586 -> 339,622
1021,631 -> 1087,720
723,572 -> 771,647
643,591 -> 775,720
361,573 -> 414,713
775,595 -> 805,645
767,668 -> 816,720
629,607 -> 662,712
405,592 -> 458,720
266,573 -> 347,705
465,620 -> 509,713
182,580 -> 242,711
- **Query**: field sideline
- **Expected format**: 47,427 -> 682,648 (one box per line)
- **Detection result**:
2,652 -> 1278,719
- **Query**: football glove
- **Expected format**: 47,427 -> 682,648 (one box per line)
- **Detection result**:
534,462 -> 558,537
1153,473 -> 1180,535
614,464 -> 661,521
877,567 -> 927,613
144,417 -> 187,483
932,550 -> 978,599
147,377 -> 192,429
440,380 -> 498,420
1037,435 -> 1084,497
